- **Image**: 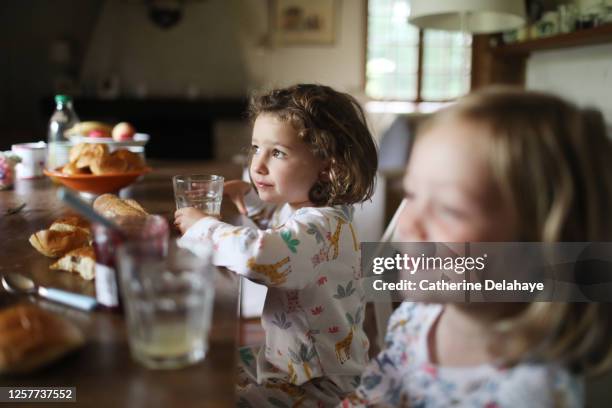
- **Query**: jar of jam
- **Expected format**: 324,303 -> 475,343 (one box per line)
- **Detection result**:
92,215 -> 169,311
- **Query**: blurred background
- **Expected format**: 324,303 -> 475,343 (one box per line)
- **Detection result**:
1,0 -> 611,157
3,0 -> 611,240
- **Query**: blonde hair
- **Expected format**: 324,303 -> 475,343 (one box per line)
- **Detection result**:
421,87 -> 612,376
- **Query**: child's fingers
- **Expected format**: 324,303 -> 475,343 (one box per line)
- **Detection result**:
175,208 -> 192,218
174,209 -> 185,222
175,207 -> 199,218
176,218 -> 189,234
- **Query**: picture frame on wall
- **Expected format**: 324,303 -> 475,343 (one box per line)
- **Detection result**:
272,0 -> 337,45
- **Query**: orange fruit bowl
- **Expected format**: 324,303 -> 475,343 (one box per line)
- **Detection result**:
43,167 -> 152,194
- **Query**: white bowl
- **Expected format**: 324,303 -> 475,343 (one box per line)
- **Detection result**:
70,133 -> 150,147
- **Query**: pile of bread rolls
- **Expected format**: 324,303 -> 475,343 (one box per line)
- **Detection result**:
9,195 -> 150,374
61,143 -> 145,175
29,194 -> 149,280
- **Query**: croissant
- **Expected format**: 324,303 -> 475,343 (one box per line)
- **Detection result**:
74,143 -> 109,169
29,229 -> 91,258
49,215 -> 91,236
50,246 -> 96,281
89,152 -> 128,175
62,143 -> 145,175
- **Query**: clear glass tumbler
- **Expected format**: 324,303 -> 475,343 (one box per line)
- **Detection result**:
116,240 -> 215,369
172,174 -> 224,216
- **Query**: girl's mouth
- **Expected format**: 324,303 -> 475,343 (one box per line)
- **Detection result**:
255,181 -> 273,189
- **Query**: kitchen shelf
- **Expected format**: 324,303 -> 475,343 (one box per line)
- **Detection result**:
492,23 -> 612,55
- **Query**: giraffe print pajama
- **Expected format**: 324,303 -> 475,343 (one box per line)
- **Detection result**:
178,190 -> 369,407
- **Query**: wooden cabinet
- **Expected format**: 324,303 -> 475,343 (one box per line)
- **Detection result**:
471,23 -> 612,89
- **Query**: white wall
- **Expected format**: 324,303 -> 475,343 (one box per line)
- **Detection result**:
81,0 -> 248,97
81,0 -> 366,98
526,43 -> 612,124
235,0 -> 366,93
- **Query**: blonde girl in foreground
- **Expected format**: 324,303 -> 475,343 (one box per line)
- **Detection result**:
342,87 -> 612,407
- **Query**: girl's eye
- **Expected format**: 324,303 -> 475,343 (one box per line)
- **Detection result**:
439,205 -> 466,219
251,145 -> 259,154
272,149 -> 287,159
404,190 -> 415,201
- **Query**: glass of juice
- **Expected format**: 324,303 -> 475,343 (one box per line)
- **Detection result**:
116,239 -> 215,369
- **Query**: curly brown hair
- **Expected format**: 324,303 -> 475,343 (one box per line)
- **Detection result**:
248,84 -> 378,206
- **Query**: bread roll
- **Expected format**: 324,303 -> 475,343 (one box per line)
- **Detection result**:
29,229 -> 90,258
50,215 -> 91,236
68,143 -> 88,163
50,246 -> 96,281
61,161 -> 90,175
0,304 -> 84,374
66,144 -> 146,175
112,149 -> 145,171
123,199 -> 148,214
89,151 -> 128,175
93,194 -> 148,218
75,144 -> 109,169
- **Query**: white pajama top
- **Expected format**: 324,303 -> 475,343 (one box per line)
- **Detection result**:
179,189 -> 369,391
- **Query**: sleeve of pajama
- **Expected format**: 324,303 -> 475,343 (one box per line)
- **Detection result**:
178,211 -> 321,290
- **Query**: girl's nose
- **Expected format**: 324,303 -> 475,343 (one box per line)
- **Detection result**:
251,154 -> 268,175
395,204 -> 427,241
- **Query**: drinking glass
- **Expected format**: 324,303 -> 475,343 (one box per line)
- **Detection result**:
172,174 -> 224,216
116,240 -> 215,369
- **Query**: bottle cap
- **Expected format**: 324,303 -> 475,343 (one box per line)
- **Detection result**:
54,94 -> 71,104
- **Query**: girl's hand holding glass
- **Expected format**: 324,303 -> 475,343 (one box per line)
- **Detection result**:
174,207 -> 212,234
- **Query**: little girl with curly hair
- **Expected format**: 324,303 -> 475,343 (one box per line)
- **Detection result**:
176,84 -> 379,406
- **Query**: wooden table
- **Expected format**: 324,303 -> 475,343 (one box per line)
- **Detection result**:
0,160 -> 244,407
